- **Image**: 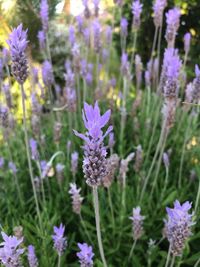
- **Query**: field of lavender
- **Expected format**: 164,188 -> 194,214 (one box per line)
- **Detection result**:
0,0 -> 200,266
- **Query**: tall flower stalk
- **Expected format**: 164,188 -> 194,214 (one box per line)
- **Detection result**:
7,24 -> 42,229
74,102 -> 113,267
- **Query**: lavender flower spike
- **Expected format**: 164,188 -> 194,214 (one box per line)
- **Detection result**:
77,243 -> 94,267
71,151 -> 79,178
52,224 -> 67,256
129,207 -> 145,240
132,0 -> 143,30
165,200 -> 194,256
42,60 -> 54,87
0,231 -> 24,266
7,24 -> 28,84
40,0 -> 49,32
153,0 -> 167,28
69,183 -> 83,215
37,30 -> 46,51
29,138 -> 39,161
73,101 -> 113,187
165,7 -> 181,47
27,245 -> 38,267
120,17 -> 128,38
184,32 -> 191,55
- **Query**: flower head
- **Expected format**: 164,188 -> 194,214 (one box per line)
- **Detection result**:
165,200 -> 194,256
40,0 -> 49,32
71,151 -> 79,177
9,161 -> 17,174
74,102 -> 112,187
129,207 -> 145,240
120,17 -> 128,37
153,0 -> 167,27
0,157 -> 4,169
77,243 -> 94,267
132,0 -> 143,29
184,32 -> 191,54
7,24 -> 28,84
165,8 -> 181,46
0,231 -> 24,266
42,60 -> 54,87
27,245 -> 38,267
37,30 -> 46,51
29,138 -> 39,161
69,183 -> 83,215
52,224 -> 67,256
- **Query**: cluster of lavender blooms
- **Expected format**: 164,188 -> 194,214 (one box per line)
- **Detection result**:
74,102 -> 112,187
69,183 -> 83,215
165,201 -> 194,256
129,207 -> 145,241
77,243 -> 94,267
52,224 -> 67,256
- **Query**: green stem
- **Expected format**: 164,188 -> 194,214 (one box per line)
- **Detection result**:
170,256 -> 175,267
93,187 -> 108,267
107,187 -> 115,227
128,239 -> 137,261
20,84 -> 42,230
57,255 -> 61,267
165,245 -> 171,267
195,176 -> 200,214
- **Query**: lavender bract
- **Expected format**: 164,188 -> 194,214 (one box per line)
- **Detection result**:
7,24 -> 28,84
74,102 -> 112,187
77,243 -> 94,267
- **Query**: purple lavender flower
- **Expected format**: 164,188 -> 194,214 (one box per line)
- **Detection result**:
29,138 -> 39,161
132,0 -> 143,29
64,61 -> 75,88
71,151 -> 79,177
77,243 -> 94,267
42,60 -> 54,87
37,30 -> 46,51
163,152 -> 169,168
145,70 -> 150,88
69,183 -> 83,215
0,231 -> 24,266
165,200 -> 194,256
0,105 -> 9,128
74,102 -> 113,187
52,224 -> 67,256
135,54 -> 143,90
3,84 -> 12,109
0,59 -> 3,80
161,49 -> 181,131
120,17 -> 128,38
31,93 -> 42,114
165,7 -> 181,47
191,65 -> 200,103
83,28 -> 90,46
9,161 -> 18,174
184,32 -> 191,54
129,207 -> 145,240
93,20 -> 101,53
64,87 -> 77,112
108,132 -> 115,150
82,0 -> 91,18
76,15 -> 84,33
153,0 -> 167,28
121,52 -> 131,79
93,0 -> 100,17
40,0 -> 49,32
7,24 -> 28,84
27,245 -> 38,267
2,48 -> 10,66
69,25 -> 76,47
